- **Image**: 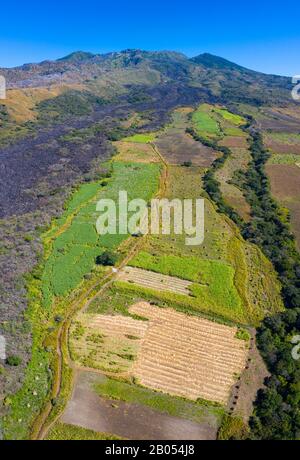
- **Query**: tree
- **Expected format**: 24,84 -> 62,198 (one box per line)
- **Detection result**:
95,251 -> 117,266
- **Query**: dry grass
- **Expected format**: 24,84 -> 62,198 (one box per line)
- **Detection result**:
113,141 -> 159,163
71,302 -> 248,405
3,84 -> 83,122
129,302 -> 248,404
69,314 -> 147,373
117,266 -> 193,296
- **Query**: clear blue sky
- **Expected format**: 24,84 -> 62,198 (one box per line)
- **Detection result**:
0,0 -> 299,76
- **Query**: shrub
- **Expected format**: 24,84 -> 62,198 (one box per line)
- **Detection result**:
6,355 -> 22,366
96,251 -> 117,266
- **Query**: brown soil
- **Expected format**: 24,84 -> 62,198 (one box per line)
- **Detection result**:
154,132 -> 219,166
266,164 -> 300,199
61,371 -> 218,440
227,332 -> 269,422
266,164 -> 300,248
219,136 -> 248,148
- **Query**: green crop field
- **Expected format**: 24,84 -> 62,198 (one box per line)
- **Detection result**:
192,104 -> 221,139
41,161 -> 161,307
122,133 -> 157,143
128,251 -> 243,323
214,108 -> 245,126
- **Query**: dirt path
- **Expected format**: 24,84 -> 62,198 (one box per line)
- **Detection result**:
34,142 -> 169,440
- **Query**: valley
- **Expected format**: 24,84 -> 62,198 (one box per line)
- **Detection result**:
0,50 -> 299,441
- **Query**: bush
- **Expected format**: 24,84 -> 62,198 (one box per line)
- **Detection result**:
6,355 -> 22,366
96,251 -> 117,266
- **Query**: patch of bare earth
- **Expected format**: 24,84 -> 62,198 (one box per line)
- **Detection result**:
219,136 -> 248,149
61,371 -> 218,440
227,332 -> 269,422
154,132 -> 219,166
266,164 -> 300,248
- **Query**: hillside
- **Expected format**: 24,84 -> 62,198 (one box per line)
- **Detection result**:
0,50 -> 299,441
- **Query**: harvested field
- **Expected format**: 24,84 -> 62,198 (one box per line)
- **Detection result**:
71,302 -> 248,405
69,314 -> 147,373
61,371 -> 218,440
154,131 -> 219,166
259,109 -> 300,134
266,164 -> 300,199
117,266 -> 193,296
114,141 -> 159,163
218,136 -> 248,149
263,132 -> 300,155
129,302 -> 248,404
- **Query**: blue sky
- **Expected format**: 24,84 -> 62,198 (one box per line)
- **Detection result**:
0,0 -> 299,75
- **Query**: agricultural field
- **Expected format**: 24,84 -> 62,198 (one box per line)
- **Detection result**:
60,371 -> 220,440
113,141 -> 159,163
192,104 -> 221,139
155,108 -> 219,166
130,164 -> 283,325
217,132 -> 251,221
117,266 -> 193,296
122,253 -> 244,323
263,132 -> 300,155
266,163 -> 300,249
70,302 -> 248,405
41,160 -> 161,308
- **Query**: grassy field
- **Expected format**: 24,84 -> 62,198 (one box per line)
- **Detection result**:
192,104 -> 221,139
128,252 -> 242,319
122,133 -> 157,143
213,108 -> 245,126
46,422 -> 121,440
267,153 -> 300,165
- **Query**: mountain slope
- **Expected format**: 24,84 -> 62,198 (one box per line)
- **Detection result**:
0,49 -> 292,105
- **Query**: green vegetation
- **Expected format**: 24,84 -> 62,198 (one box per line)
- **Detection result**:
235,328 -> 251,341
41,161 -> 160,307
94,377 -> 224,424
37,90 -> 107,124
5,356 -> 22,366
122,133 -> 157,143
46,422 -> 122,440
119,250 -> 245,323
192,104 -> 221,139
218,414 -> 248,440
96,250 -> 118,266
268,153 -> 300,165
213,108 -> 245,126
